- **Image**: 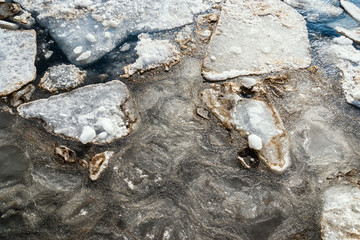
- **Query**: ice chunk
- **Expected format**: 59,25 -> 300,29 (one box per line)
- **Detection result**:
340,0 -> 360,23
335,26 -> 360,45
202,0 -> 311,81
0,29 -> 36,96
17,80 -> 136,144
248,134 -> 262,151
79,126 -> 96,144
201,82 -> 290,172
14,0 -> 210,65
321,185 -> 360,240
39,64 -> 86,92
241,77 -> 257,89
327,37 -> 360,107
122,34 -> 181,77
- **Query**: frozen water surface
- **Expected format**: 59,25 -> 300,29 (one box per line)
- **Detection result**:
1,0 -> 360,239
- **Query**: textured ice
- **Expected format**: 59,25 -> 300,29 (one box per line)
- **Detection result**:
14,0 -> 211,65
328,37 -> 360,107
340,0 -> 360,23
335,26 -> 360,45
17,80 -> 135,144
0,29 -> 36,96
202,0 -> 311,81
321,185 -> 360,240
39,64 -> 86,92
201,83 -> 290,172
122,34 -> 181,77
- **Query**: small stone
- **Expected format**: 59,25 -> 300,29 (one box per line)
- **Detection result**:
248,134 -> 262,150
80,126 -> 96,144
89,151 -> 114,181
55,145 -> 76,163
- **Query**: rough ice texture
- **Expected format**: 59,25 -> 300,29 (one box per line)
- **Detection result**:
202,0 -> 311,81
340,0 -> 360,23
321,185 -> 360,240
201,83 -> 290,172
122,34 -> 181,77
39,64 -> 86,92
328,37 -> 360,107
14,0 -> 210,65
0,29 -> 36,96
17,80 -> 135,144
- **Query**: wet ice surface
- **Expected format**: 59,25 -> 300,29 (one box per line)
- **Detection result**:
1,0 -> 360,239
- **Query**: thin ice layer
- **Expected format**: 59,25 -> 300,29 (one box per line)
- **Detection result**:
0,29 -> 36,96
14,0 -> 210,65
340,0 -> 360,23
17,80 -> 134,144
202,0 -> 311,81
201,83 -> 290,172
321,185 -> 360,240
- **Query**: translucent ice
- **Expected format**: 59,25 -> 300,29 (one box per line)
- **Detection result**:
14,0 -> 210,65
17,80 -> 136,144
202,0 -> 311,81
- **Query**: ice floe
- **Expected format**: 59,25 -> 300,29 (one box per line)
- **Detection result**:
327,36 -> 360,107
122,34 -> 181,78
0,29 -> 36,96
17,80 -> 137,144
335,26 -> 360,45
39,64 -> 86,92
321,185 -> 360,240
202,0 -> 311,81
201,82 -> 290,172
340,0 -> 360,23
14,0 -> 211,65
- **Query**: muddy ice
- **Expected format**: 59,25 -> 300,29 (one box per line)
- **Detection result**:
1,0 -> 360,239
